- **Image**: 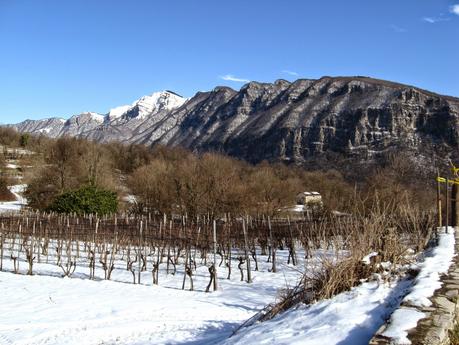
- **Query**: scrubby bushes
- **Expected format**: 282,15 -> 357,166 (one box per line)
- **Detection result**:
0,177 -> 15,202
258,195 -> 436,322
25,137 -> 118,211
126,152 -> 310,217
0,127 -> 20,147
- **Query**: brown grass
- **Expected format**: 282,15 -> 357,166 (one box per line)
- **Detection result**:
257,198 -> 434,323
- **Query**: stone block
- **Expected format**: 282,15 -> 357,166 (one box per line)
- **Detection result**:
433,297 -> 456,314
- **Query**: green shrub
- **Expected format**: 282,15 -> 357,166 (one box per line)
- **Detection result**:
47,185 -> 118,215
20,133 -> 30,148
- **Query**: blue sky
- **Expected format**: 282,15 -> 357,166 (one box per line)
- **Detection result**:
1,0 -> 458,123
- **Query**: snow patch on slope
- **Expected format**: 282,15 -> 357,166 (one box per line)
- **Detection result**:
107,91 -> 186,121
225,278 -> 413,345
68,112 -> 105,123
107,105 -> 132,119
0,184 -> 27,213
227,228 -> 456,345
86,112 -> 105,122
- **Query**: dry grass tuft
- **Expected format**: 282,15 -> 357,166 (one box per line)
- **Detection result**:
258,198 -> 435,323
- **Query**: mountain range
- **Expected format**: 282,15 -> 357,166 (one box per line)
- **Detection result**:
10,76 -> 459,166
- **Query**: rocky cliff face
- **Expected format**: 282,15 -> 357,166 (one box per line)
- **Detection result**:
11,77 -> 459,165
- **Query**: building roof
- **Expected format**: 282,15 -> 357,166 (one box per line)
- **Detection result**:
297,191 -> 321,196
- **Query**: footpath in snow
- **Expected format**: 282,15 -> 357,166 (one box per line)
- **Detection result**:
380,227 -> 456,344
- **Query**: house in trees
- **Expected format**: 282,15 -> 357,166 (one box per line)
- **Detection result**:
296,192 -> 323,207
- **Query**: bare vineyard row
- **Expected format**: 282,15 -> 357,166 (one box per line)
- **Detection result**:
0,211 -> 410,291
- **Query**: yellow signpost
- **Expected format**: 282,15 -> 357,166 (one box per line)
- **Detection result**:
436,177 -> 459,185
436,160 -> 459,232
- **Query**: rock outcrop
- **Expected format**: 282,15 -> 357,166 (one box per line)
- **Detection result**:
11,77 -> 459,165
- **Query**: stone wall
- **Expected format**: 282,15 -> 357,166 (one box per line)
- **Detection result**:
370,229 -> 459,345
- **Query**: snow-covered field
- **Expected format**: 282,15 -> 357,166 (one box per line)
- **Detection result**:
0,243 -> 413,345
0,184 -> 455,344
0,245 -> 417,345
0,249 -> 306,345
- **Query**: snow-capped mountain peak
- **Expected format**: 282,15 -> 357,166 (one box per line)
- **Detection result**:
83,112 -> 105,123
107,105 -> 132,120
67,112 -> 105,123
107,91 -> 186,121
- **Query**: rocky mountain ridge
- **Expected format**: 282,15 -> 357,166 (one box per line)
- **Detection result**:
10,77 -> 459,165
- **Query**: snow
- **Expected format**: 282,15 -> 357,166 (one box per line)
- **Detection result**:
291,204 -> 305,212
225,278 -> 413,345
0,213 -> 453,344
0,147 -> 34,155
107,104 -> 132,119
135,91 -> 185,119
0,236 -> 416,345
228,228 -> 456,345
107,91 -> 186,121
122,194 -> 137,204
5,163 -> 18,169
0,184 -> 27,213
362,252 -> 379,265
405,228 -> 456,307
381,227 -> 456,344
380,308 -> 425,345
69,112 -> 105,123
0,248 -> 304,345
86,112 -> 105,123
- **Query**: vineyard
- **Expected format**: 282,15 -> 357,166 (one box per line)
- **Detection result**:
0,207 -> 433,294
0,212 -> 326,289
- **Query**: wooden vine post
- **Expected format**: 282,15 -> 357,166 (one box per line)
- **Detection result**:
242,217 -> 252,283
213,219 -> 218,291
268,216 -> 276,273
138,220 -> 143,284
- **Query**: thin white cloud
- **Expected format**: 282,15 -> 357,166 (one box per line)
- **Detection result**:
220,74 -> 250,83
282,70 -> 299,77
390,24 -> 407,33
422,16 -> 450,24
423,17 -> 437,23
451,4 -> 459,16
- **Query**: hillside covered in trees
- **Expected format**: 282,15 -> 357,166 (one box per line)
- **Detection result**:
0,126 -> 436,218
